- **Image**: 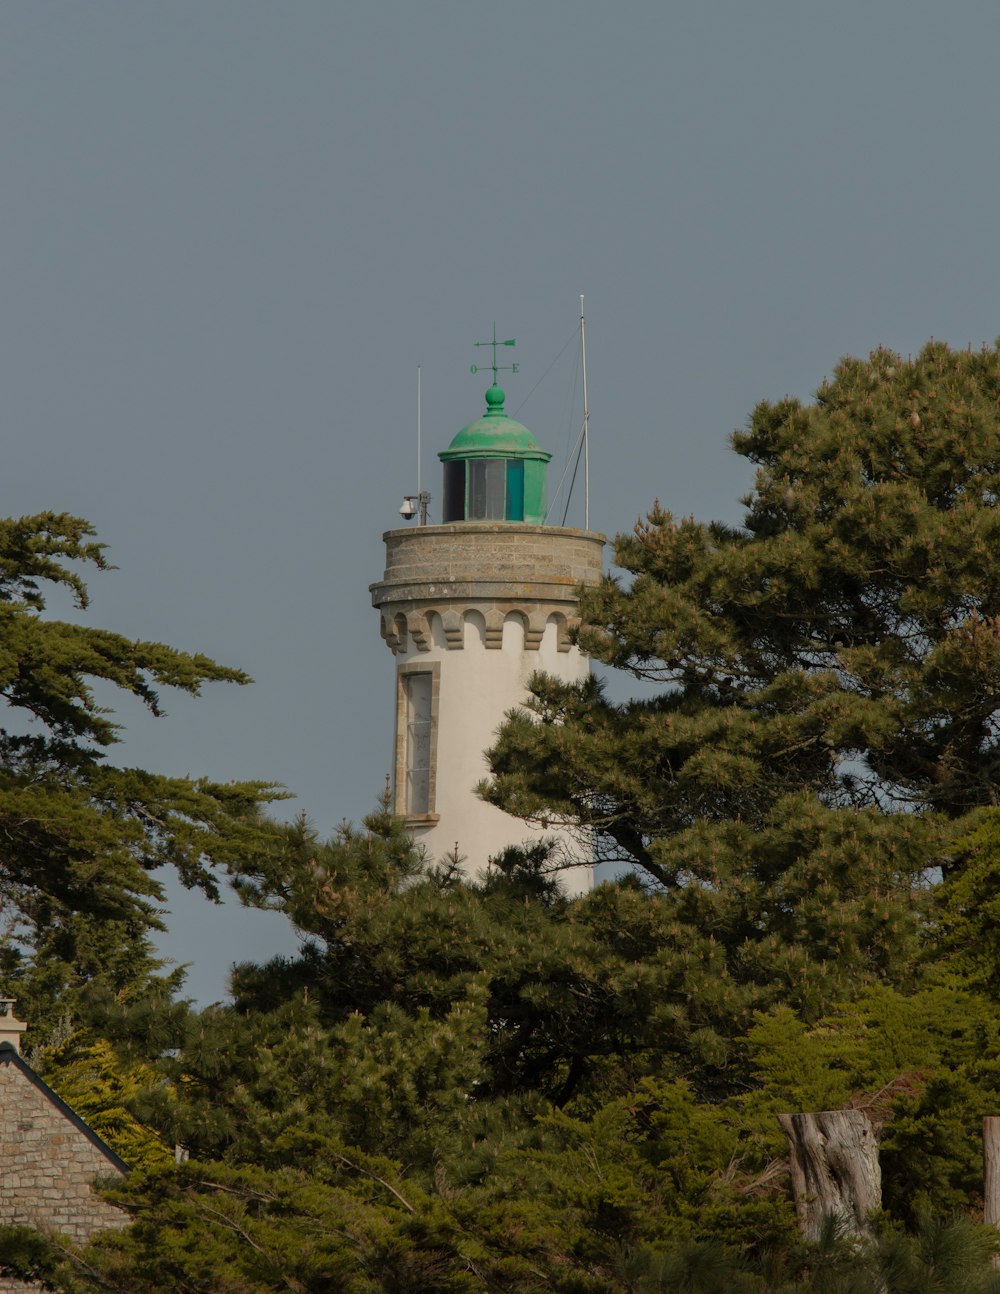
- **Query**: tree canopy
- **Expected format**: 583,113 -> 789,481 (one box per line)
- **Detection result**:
11,343 -> 1000,1290
487,340 -> 1000,857
479,340 -> 1000,1070
0,512 -> 286,1032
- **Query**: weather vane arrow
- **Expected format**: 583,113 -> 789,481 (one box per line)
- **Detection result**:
470,322 -> 519,384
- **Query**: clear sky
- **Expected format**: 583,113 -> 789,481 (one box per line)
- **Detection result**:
3,2 -> 999,1002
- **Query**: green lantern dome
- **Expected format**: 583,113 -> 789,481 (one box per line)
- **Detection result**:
439,387 -> 551,524
440,386 -> 551,461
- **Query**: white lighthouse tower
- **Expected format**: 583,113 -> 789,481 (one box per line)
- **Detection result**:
371,361 -> 604,889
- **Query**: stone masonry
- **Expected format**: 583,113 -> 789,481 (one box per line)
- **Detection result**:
0,1042 -> 128,1293
371,522 -> 605,655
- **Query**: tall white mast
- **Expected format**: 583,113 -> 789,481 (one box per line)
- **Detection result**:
580,295 -> 590,530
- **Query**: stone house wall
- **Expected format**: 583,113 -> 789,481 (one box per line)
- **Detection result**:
0,1045 -> 128,1291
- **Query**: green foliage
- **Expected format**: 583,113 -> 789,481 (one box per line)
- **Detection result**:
21,345 -> 1000,1289
507,1078 -> 797,1259
0,512 -> 289,1043
145,981 -> 492,1173
869,1213 -> 1000,1294
939,809 -> 1000,987
741,985 -> 1000,1226
488,342 -> 1000,865
0,1225 -> 61,1286
51,1155 -> 477,1294
478,341 -> 1000,1111
51,1152 -> 1000,1293
223,812 -> 674,1109
35,1035 -> 173,1169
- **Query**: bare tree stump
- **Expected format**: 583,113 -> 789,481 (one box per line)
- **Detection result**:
779,1110 -> 881,1241
984,1117 -> 1000,1267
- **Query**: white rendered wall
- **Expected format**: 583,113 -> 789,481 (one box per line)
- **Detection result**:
372,523 -> 605,896
395,610 -> 594,894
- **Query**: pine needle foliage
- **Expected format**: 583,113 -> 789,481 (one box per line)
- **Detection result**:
19,345 -> 1000,1289
487,340 -> 1000,844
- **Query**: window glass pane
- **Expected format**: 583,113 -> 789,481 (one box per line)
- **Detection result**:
442,461 -> 465,522
506,459 -> 524,521
405,673 -> 432,815
469,459 -> 506,520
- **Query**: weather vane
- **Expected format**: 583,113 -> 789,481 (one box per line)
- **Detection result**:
470,322 -> 518,384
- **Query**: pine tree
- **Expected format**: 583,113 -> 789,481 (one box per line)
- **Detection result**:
483,342 -> 1000,1050
23,344 -> 1000,1290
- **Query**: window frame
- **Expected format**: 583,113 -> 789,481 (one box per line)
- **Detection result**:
393,661 -> 441,825
442,458 -> 528,522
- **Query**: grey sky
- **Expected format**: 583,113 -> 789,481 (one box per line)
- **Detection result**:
3,3 -> 998,1002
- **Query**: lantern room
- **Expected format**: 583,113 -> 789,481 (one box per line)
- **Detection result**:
438,384 -> 551,524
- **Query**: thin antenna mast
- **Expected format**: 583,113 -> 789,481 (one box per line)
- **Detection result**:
410,365 -> 429,525
559,298 -> 590,528
580,295 -> 590,530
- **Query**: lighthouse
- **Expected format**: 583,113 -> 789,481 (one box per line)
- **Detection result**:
371,359 -> 604,890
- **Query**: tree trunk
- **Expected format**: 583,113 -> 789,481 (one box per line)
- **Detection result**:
984,1117 -> 1000,1265
779,1110 -> 881,1241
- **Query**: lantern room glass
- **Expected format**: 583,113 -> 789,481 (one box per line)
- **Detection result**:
442,459 -> 529,523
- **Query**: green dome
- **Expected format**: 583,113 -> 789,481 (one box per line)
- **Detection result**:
439,386 -> 551,462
